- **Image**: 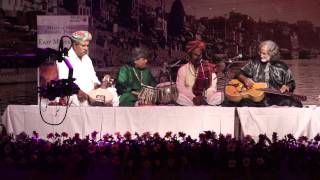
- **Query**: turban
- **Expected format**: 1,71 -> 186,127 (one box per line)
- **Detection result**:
71,30 -> 92,43
185,40 -> 206,53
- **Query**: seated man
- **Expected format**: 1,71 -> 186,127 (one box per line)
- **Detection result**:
57,30 -> 118,106
176,40 -> 223,106
235,40 -> 302,107
116,47 -> 157,106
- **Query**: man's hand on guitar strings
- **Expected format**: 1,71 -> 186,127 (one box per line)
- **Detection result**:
244,78 -> 255,88
280,85 -> 290,93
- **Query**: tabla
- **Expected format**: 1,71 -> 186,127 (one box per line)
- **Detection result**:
88,88 -> 115,106
156,82 -> 178,104
88,74 -> 115,106
137,85 -> 158,105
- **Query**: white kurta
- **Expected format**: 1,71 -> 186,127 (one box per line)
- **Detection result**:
176,63 -> 223,106
57,48 -> 100,106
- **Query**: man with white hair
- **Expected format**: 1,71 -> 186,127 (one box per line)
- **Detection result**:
235,40 -> 302,107
57,30 -> 118,106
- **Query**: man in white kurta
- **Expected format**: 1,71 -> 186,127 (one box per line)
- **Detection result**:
57,30 -> 118,106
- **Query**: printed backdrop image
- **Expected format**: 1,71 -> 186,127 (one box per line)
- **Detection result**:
0,0 -> 319,113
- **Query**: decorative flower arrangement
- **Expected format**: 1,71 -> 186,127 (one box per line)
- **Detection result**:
1,126 -> 320,179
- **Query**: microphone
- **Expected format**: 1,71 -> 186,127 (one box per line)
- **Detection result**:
223,54 -> 242,74
227,54 -> 243,63
162,59 -> 184,70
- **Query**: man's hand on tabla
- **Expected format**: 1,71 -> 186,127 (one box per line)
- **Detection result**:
131,91 -> 139,96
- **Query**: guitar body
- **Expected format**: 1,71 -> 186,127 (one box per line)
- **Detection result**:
225,79 -> 268,102
225,79 -> 307,103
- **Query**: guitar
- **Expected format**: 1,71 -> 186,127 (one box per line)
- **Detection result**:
225,79 -> 307,102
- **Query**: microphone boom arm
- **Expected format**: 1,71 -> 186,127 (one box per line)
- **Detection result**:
63,56 -> 73,80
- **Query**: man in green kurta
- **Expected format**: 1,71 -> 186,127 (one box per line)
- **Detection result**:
116,48 -> 157,106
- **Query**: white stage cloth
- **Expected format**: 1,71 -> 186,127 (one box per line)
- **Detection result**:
237,107 -> 320,140
1,105 -> 235,139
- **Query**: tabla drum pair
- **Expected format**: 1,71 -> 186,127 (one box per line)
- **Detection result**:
137,82 -> 178,105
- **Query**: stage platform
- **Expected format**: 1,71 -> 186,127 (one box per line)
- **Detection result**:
237,106 -> 320,140
1,105 -> 320,140
1,105 -> 235,139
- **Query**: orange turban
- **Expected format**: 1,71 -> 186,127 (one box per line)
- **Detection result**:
185,40 -> 206,53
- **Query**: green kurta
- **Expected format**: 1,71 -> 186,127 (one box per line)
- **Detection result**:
116,65 -> 157,106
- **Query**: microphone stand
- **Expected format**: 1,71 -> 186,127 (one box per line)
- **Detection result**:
38,36 -> 79,126
57,36 -> 74,80
222,58 -> 234,105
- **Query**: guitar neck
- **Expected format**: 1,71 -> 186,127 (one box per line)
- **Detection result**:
257,88 -> 307,101
258,88 -> 290,96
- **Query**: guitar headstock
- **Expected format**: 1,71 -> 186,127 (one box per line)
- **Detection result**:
293,94 -> 307,101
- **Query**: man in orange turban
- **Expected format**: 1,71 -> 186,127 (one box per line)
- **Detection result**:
175,40 -> 223,106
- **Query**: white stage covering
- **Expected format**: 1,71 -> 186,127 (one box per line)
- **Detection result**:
237,107 -> 320,140
1,105 -> 235,139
